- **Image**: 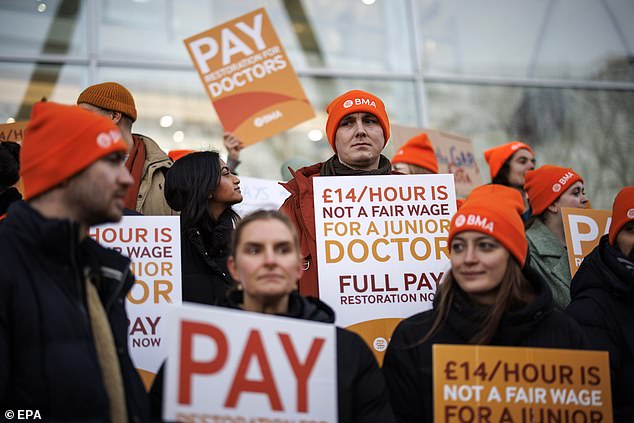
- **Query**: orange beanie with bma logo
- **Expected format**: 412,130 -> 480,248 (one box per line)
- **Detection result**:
524,165 -> 583,216
484,141 -> 533,180
609,186 -> 634,246
448,184 -> 527,266
20,102 -> 128,200
325,90 -> 390,153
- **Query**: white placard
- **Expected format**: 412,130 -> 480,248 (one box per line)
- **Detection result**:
233,176 -> 290,217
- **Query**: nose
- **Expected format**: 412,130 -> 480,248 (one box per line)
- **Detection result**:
463,245 -> 478,264
118,164 -> 134,187
233,173 -> 240,185
353,117 -> 367,136
263,247 -> 277,266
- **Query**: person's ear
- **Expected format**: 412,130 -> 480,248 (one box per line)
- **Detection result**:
111,111 -> 123,124
547,202 -> 559,214
227,256 -> 240,282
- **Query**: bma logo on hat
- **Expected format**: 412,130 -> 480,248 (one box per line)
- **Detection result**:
552,183 -> 562,193
558,171 -> 575,186
511,143 -> 522,151
454,214 -> 466,227
343,98 -> 377,109
628,208 -> 634,219
96,130 -> 122,149
466,214 -> 495,233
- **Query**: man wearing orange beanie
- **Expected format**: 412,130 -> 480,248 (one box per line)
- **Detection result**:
280,89 -> 395,297
391,132 -> 439,175
77,81 -> 175,216
524,164 -> 589,310
0,102 -> 149,421
567,186 -> 634,422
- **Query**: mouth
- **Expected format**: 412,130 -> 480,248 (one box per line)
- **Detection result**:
458,271 -> 485,279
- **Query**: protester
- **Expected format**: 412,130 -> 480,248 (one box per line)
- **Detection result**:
484,141 -> 535,219
224,132 -> 244,173
567,186 -> 634,423
0,102 -> 149,421
0,141 -> 21,218
227,210 -> 395,422
164,151 -> 242,305
280,89 -> 395,297
391,132 -> 438,175
382,184 -> 587,423
77,81 -> 175,215
524,165 -> 589,310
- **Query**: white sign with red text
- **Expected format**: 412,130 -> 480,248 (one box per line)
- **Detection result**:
163,304 -> 337,422
313,174 -> 456,364
89,216 -> 182,389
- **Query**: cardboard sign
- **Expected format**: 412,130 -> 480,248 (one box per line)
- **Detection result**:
163,304 -> 337,422
232,176 -> 290,217
89,216 -> 182,389
184,8 -> 315,145
0,121 -> 28,143
391,124 -> 482,198
314,174 -> 456,364
562,207 -> 612,277
433,345 -> 612,423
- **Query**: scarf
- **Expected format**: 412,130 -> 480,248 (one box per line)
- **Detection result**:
123,136 -> 146,210
320,154 -> 392,177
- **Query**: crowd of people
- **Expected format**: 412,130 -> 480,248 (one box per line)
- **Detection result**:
0,82 -> 632,423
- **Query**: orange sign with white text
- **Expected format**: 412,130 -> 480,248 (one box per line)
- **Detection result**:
184,9 -> 315,145
433,345 -> 612,423
562,207 -> 612,277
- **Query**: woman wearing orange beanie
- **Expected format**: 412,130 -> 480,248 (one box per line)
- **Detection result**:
524,165 -> 589,310
484,141 -> 535,219
567,186 -> 634,423
383,185 -> 587,423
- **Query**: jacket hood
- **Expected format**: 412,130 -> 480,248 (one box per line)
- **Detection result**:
571,234 -> 634,299
225,290 -> 335,323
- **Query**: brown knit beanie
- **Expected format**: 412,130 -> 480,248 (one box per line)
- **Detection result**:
77,82 -> 137,122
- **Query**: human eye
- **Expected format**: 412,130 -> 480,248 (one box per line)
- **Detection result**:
364,116 -> 378,124
244,245 -> 260,255
276,244 -> 292,254
450,241 -> 464,253
478,241 -> 498,251
339,119 -> 352,127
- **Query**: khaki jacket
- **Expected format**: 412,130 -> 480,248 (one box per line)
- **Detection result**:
133,133 -> 177,216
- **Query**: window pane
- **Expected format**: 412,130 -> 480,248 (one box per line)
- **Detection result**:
97,0 -> 413,72
418,0 -> 634,81
0,0 -> 87,57
427,82 -> 634,209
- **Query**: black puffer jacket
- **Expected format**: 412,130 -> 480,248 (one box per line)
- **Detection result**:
0,201 -> 150,422
150,291 -> 395,422
383,268 -> 587,423
0,186 -> 21,217
180,210 -> 236,305
566,235 -> 634,423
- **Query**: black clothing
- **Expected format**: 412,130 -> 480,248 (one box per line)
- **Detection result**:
566,235 -> 634,423
0,201 -> 149,422
150,292 -> 395,423
0,187 -> 21,216
180,210 -> 236,305
383,269 -> 587,423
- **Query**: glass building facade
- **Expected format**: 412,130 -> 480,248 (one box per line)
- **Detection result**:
1,0 -> 633,208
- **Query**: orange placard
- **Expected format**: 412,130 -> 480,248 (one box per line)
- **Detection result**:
0,121 -> 28,143
391,124 -> 482,198
562,207 -> 612,277
434,345 -> 612,423
184,9 -> 315,145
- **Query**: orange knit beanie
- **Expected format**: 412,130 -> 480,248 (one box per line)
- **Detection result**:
448,184 -> 528,266
609,186 -> 634,245
168,149 -> 194,162
20,102 -> 128,200
77,82 -> 137,122
484,141 -> 533,180
524,165 -> 583,216
325,90 -> 390,153
391,133 -> 439,174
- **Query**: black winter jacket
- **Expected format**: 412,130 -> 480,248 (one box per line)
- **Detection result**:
383,269 -> 587,423
180,210 -> 236,305
0,201 -> 150,422
566,235 -> 634,423
150,291 -> 395,423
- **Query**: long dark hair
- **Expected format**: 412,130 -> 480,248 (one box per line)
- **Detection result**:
422,256 -> 534,345
164,151 -> 238,231
491,159 -> 512,186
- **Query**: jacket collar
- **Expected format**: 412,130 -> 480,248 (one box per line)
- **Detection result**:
528,219 -> 566,258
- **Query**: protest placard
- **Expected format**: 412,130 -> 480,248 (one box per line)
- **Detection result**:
314,174 -> 456,363
163,304 -> 337,422
433,345 -> 612,423
561,207 -> 612,277
391,124 -> 482,198
232,176 -> 289,217
89,216 -> 182,389
0,121 -> 28,143
184,8 -> 315,145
